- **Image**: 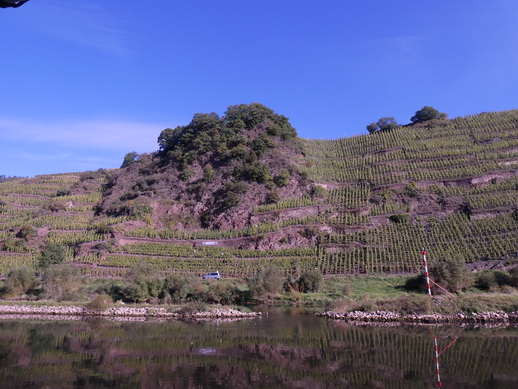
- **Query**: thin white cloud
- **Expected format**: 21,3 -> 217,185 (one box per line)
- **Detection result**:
29,1 -> 134,56
0,117 -> 169,153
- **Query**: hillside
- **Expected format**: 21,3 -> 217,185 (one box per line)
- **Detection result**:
0,106 -> 517,278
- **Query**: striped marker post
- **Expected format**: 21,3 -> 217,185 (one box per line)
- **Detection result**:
422,249 -> 432,299
434,335 -> 442,387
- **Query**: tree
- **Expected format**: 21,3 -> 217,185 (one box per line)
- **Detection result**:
377,117 -> 398,132
248,267 -> 285,299
43,265 -> 82,301
121,151 -> 140,168
298,270 -> 323,292
366,117 -> 398,134
429,254 -> 474,293
38,244 -> 66,269
5,267 -> 38,296
366,122 -> 378,134
410,106 -> 447,124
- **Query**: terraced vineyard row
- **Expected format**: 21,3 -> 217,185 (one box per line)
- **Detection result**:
0,110 -> 516,277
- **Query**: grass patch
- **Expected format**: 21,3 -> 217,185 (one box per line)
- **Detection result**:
321,276 -> 412,299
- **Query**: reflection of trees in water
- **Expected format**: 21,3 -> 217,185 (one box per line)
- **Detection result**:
0,319 -> 516,387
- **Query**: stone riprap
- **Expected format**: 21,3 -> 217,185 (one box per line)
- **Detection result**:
0,304 -> 261,319
317,310 -> 518,325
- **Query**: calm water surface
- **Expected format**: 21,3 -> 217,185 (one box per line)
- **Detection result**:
0,306 -> 517,388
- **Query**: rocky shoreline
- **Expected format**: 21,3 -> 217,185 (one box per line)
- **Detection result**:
0,304 -> 262,320
317,310 -> 518,326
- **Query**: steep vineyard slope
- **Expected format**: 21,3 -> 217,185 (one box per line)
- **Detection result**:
0,108 -> 517,278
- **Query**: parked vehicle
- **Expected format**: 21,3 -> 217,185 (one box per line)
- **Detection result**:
202,271 -> 221,280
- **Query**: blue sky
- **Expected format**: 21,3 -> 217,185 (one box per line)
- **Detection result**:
1,0 -> 517,177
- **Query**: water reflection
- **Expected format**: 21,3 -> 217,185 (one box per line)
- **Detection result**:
0,308 -> 516,388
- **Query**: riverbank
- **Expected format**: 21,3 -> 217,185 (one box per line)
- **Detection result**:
0,303 -> 261,319
317,309 -> 518,325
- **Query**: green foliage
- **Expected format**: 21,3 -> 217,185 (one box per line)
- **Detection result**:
298,269 -> 323,292
411,106 -> 447,123
157,103 -> 297,172
389,214 -> 409,224
475,270 -> 516,291
248,267 -> 285,299
216,181 -> 248,210
206,281 -> 240,304
178,301 -> 208,315
38,244 -> 66,269
274,169 -> 291,187
163,274 -> 191,303
225,103 -> 297,139
242,161 -> 272,183
16,225 -> 36,241
85,294 -> 113,312
366,122 -> 378,134
310,185 -> 327,199
121,152 -> 140,168
367,117 -> 398,133
2,238 -> 27,252
266,189 -> 280,204
120,262 -> 163,302
203,165 -> 215,182
5,267 -> 39,296
404,182 -> 420,198
429,254 -> 474,293
43,265 -> 82,301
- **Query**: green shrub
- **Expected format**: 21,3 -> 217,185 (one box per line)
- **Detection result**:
120,263 -> 163,302
2,238 -> 27,252
38,244 -> 66,269
121,151 -> 140,168
274,169 -> 291,187
85,294 -> 113,312
243,161 -> 272,183
207,281 -> 240,305
178,301 -> 208,315
266,189 -> 280,204
310,185 -> 327,199
298,270 -> 323,293
5,268 -> 39,297
203,165 -> 215,181
248,267 -> 285,299
429,254 -> 474,293
476,270 -> 516,291
16,225 -> 36,241
410,106 -> 447,124
43,265 -> 82,301
389,214 -> 409,224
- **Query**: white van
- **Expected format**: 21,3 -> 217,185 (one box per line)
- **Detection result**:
202,271 -> 221,280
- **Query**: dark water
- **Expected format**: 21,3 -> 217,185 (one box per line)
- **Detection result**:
0,306 -> 517,388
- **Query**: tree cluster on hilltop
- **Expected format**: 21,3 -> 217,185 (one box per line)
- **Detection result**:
101,103 -> 309,230
156,103 -> 297,177
0,175 -> 25,183
366,106 -> 448,134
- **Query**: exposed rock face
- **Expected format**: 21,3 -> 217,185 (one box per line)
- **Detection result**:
97,104 -> 311,232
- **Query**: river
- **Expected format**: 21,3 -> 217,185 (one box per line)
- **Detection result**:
0,306 -> 517,388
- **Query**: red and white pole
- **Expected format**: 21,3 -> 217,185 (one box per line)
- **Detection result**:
422,249 -> 432,299
434,335 -> 442,387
